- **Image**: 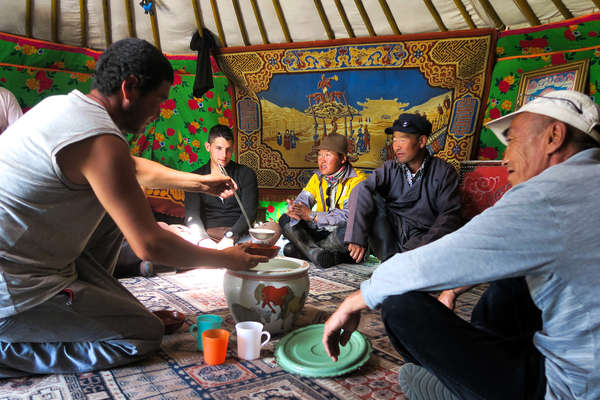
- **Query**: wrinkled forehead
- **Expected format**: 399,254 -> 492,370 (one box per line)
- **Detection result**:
507,112 -> 550,137
392,130 -> 421,139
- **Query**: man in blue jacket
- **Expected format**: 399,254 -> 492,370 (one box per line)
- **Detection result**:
344,113 -> 463,263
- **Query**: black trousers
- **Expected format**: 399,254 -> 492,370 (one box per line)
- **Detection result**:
368,193 -> 400,261
381,278 -> 546,400
279,214 -> 346,252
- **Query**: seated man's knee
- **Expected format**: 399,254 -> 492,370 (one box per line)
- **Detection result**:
278,214 -> 291,228
381,292 -> 429,328
146,313 -> 166,342
126,310 -> 164,343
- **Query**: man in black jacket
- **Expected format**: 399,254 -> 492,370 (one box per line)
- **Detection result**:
185,124 -> 280,247
345,113 -> 463,263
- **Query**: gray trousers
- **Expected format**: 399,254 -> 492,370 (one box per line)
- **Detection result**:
0,215 -> 163,377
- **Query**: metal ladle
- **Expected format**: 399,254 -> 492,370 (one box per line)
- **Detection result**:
218,164 -> 276,243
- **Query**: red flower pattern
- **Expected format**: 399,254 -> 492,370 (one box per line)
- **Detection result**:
188,99 -> 199,110
136,135 -> 150,153
479,146 -> 499,160
519,38 -> 548,50
161,99 -> 176,110
171,73 -> 182,86
498,80 -> 510,93
564,29 -> 576,41
35,71 -> 53,93
184,145 -> 198,163
551,53 -> 566,65
489,108 -> 501,120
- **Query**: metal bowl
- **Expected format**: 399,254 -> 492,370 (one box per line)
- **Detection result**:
248,228 -> 276,241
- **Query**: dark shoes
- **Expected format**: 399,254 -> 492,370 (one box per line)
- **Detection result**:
283,242 -> 303,259
397,363 -> 459,400
283,242 -> 336,268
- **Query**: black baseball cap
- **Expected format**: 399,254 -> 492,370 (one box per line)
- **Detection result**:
385,113 -> 432,136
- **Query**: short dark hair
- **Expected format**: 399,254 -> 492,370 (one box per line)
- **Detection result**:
535,115 -> 599,151
208,124 -> 234,142
566,124 -> 600,151
92,38 -> 173,96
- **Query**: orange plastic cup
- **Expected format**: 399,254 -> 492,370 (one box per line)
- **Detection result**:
202,329 -> 230,365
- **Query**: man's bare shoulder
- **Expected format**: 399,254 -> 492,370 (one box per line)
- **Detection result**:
57,134 -> 130,185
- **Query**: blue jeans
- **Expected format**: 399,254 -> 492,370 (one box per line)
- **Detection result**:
381,278 -> 546,400
0,215 -> 163,377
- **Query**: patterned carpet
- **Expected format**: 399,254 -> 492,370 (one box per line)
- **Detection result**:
0,260 -> 485,400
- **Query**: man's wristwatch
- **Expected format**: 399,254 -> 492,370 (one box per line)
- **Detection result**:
309,211 -> 317,222
224,231 -> 236,241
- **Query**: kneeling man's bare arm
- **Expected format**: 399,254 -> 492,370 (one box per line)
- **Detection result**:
58,134 -> 266,270
132,156 -> 237,197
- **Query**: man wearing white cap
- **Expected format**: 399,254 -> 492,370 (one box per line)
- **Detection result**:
322,90 -> 600,399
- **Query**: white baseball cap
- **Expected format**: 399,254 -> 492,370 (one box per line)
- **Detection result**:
485,90 -> 600,145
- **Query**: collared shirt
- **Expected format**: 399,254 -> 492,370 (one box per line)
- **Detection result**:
360,148 -> 600,399
399,153 -> 429,186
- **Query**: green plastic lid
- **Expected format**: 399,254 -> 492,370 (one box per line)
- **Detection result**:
275,324 -> 371,378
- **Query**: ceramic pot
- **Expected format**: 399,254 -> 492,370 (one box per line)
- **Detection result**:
223,256 -> 310,335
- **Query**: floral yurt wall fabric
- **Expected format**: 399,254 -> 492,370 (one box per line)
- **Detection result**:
0,32 -> 233,173
479,13 -> 600,160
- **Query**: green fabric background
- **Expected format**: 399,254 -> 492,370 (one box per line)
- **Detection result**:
0,33 -> 232,172
478,15 -> 600,160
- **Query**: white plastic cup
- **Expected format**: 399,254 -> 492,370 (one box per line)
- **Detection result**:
235,321 -> 271,360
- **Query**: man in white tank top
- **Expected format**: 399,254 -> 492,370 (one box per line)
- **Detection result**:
0,38 -> 267,376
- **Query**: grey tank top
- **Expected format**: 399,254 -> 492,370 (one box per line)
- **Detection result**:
0,90 -> 126,317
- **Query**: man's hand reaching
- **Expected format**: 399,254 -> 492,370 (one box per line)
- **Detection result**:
322,290 -> 367,362
197,174 -> 238,198
220,242 -> 268,270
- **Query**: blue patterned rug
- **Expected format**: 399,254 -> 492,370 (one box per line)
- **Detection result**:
0,262 -> 485,399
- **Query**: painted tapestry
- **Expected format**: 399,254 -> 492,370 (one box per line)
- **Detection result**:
222,30 -> 496,199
